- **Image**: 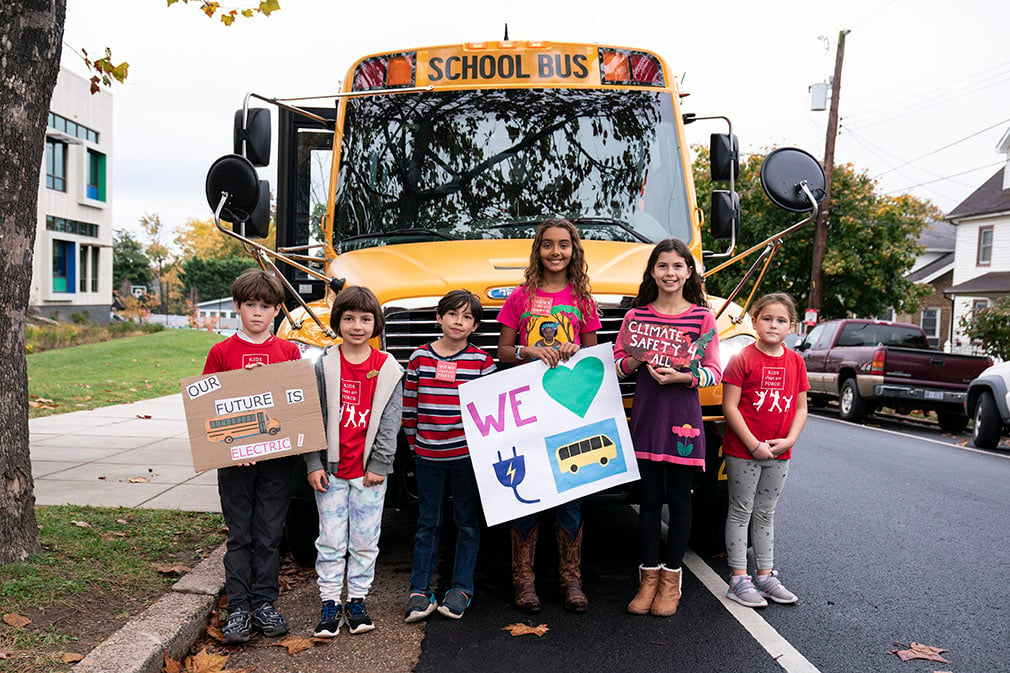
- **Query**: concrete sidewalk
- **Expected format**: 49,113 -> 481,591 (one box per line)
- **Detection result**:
29,394 -> 221,513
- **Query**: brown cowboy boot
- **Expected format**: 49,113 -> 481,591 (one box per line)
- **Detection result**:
627,565 -> 661,615
650,565 -> 682,616
510,524 -> 540,613
556,524 -> 589,613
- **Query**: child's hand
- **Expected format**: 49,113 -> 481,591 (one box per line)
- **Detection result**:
243,362 -> 265,370
363,470 -> 385,487
767,438 -> 792,457
557,342 -> 580,361
647,365 -> 693,385
749,442 -> 776,461
527,345 -> 561,368
308,469 -> 330,492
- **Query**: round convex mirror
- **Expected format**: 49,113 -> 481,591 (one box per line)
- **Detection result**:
760,148 -> 827,212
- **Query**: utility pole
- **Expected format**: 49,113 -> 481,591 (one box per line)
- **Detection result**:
808,29 -> 849,311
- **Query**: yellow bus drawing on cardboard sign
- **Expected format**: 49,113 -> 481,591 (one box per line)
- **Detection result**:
555,434 -> 618,474
206,410 -> 280,444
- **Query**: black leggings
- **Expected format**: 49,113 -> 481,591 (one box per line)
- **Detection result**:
638,459 -> 694,568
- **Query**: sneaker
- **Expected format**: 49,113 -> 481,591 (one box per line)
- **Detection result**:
436,589 -> 471,619
345,597 -> 375,634
251,603 -> 289,637
726,576 -> 768,608
754,572 -> 798,604
222,608 -> 252,644
314,600 -> 341,637
404,592 -> 437,623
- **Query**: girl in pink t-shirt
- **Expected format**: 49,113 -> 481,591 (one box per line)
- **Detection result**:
497,218 -> 601,614
722,293 -> 809,608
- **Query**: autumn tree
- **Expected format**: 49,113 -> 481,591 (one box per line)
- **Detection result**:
0,0 -> 279,564
695,148 -> 936,319
961,296 -> 1010,361
113,229 -> 152,289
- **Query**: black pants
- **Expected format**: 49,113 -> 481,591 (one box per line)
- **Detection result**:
217,457 -> 294,611
638,459 -> 694,568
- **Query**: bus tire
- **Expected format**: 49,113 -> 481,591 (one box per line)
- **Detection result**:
599,456 -> 608,466
570,464 -> 578,473
268,427 -> 280,435
224,436 -> 234,444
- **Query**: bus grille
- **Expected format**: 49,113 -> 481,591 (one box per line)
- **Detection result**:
383,302 -> 635,397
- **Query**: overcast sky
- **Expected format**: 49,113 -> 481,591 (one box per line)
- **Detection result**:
61,0 -> 1010,239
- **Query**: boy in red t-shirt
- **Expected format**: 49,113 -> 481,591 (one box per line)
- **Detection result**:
202,269 -> 301,645
305,287 -> 403,637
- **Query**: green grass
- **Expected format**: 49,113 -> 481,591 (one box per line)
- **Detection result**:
0,506 -> 225,670
27,329 -> 225,418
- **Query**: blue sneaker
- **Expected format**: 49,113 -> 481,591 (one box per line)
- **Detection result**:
251,603 -> 289,637
345,597 -> 374,634
222,608 -> 251,644
437,589 -> 471,619
314,600 -> 341,637
404,592 -> 436,623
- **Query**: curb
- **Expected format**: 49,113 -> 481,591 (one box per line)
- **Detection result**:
74,544 -> 227,673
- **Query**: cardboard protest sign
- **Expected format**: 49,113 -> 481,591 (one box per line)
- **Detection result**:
180,359 -> 326,472
618,317 -> 714,371
459,344 -> 638,526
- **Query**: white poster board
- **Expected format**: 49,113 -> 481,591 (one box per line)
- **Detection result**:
459,343 -> 639,526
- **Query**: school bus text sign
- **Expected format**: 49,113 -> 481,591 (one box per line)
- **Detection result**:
417,45 -> 601,87
180,359 -> 326,472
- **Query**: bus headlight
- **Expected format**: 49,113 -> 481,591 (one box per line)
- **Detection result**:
718,334 -> 756,372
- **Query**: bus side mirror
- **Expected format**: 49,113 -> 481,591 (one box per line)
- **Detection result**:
205,154 -> 261,224
234,108 -> 271,167
243,180 -> 271,239
759,147 -> 826,212
710,133 -> 739,182
710,190 -> 740,240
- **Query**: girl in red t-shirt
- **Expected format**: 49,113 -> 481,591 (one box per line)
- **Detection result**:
722,293 -> 809,608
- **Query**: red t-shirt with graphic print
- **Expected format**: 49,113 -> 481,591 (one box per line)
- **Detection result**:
722,343 -> 809,461
335,348 -> 387,479
202,333 -> 301,375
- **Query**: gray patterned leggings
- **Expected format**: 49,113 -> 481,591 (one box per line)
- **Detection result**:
725,455 -> 790,571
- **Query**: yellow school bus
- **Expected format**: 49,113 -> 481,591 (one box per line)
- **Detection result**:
204,39 -> 824,556
205,410 -> 280,445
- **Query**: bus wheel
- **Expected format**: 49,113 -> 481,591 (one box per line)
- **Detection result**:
224,436 -> 233,444
570,465 -> 578,473
599,456 -> 609,465
268,427 -> 280,435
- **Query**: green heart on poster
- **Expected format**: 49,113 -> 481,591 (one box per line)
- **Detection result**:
541,357 -> 604,418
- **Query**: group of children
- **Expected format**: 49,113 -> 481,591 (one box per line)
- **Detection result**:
205,218 -> 809,644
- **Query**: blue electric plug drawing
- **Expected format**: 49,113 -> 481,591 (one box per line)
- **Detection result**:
493,447 -> 540,504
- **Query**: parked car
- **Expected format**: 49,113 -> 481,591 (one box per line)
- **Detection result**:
966,362 -> 1010,450
797,319 -> 992,431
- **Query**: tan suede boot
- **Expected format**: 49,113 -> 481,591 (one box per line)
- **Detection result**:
556,524 -> 589,613
627,565 -> 661,615
510,524 -> 540,613
650,565 -> 682,616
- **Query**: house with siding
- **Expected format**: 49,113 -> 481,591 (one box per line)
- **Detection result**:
944,129 -> 1010,354
893,221 -> 955,349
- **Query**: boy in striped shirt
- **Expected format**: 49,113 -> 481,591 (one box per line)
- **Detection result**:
402,290 -> 496,622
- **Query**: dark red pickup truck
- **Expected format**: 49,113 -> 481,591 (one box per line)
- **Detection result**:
797,319 -> 992,431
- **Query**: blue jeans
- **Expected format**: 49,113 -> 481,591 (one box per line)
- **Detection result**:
409,456 -> 482,596
514,499 -> 581,539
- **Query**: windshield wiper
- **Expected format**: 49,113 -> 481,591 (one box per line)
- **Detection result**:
339,228 -> 459,244
570,217 -> 651,243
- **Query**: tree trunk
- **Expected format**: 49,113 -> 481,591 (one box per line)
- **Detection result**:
0,0 -> 66,563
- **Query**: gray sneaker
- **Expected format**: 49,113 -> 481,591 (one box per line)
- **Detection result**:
436,589 -> 471,619
727,576 -> 768,608
754,572 -> 798,604
222,608 -> 251,644
404,592 -> 436,623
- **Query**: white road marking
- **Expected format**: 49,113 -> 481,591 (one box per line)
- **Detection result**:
637,506 -> 822,673
809,414 -> 1010,460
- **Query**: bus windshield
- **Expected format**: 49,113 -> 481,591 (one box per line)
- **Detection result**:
333,88 -> 691,251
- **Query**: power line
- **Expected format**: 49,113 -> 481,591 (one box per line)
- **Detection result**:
845,127 -> 977,189
870,117 -> 1010,179
850,0 -> 900,29
883,161 -> 1003,194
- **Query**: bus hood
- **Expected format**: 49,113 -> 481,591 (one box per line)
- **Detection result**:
326,239 -> 654,305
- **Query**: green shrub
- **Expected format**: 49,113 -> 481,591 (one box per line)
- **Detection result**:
25,322 -> 164,354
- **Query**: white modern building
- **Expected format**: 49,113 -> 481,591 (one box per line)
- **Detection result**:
31,67 -> 114,322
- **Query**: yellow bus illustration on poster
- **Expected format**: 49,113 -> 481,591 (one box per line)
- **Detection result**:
555,433 -> 618,474
206,410 -> 280,444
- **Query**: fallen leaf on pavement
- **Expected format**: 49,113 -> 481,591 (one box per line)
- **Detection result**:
71,520 -> 92,528
61,652 -> 84,663
162,651 -> 184,673
271,636 -> 315,655
502,622 -> 549,637
136,414 -> 152,419
888,642 -> 951,664
128,476 -> 150,483
206,625 -> 225,643
3,613 -> 31,627
310,637 -> 334,644
186,647 -> 228,673
155,564 -> 189,575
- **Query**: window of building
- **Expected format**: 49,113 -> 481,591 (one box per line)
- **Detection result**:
92,246 -> 100,292
48,112 -> 99,143
87,150 -> 106,201
878,307 -> 896,322
46,215 -> 98,238
977,226 -> 993,266
921,307 -> 940,347
52,240 -> 75,293
78,245 -> 101,293
972,299 -> 990,315
45,139 -> 66,192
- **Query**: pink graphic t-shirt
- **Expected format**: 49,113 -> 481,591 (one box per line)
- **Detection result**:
497,284 -> 601,352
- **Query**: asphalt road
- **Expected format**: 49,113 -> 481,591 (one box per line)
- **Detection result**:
210,414 -> 1010,672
